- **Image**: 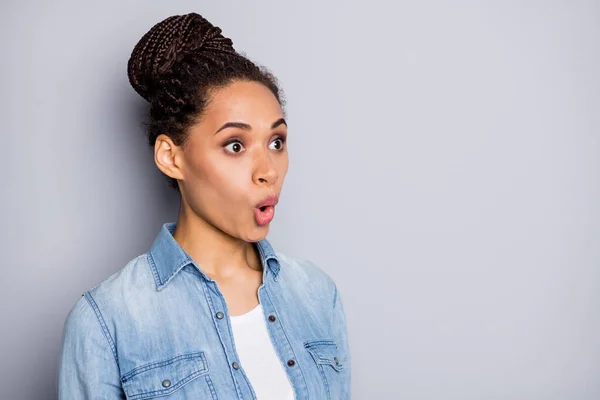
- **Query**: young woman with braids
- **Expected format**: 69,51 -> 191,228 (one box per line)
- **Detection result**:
58,12 -> 350,400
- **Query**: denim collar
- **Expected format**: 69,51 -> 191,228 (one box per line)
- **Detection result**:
148,222 -> 280,291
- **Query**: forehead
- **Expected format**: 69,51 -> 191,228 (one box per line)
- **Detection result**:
203,80 -> 283,126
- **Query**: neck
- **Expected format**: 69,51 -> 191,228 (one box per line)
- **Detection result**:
172,198 -> 262,279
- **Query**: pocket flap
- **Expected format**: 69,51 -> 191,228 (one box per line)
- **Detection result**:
304,340 -> 344,372
121,351 -> 209,399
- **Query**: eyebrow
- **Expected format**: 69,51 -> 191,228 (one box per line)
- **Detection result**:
214,118 -> 287,134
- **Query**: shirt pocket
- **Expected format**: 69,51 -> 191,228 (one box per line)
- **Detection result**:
304,340 -> 345,400
120,351 -> 218,400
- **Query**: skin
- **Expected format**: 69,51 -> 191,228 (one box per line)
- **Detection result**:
154,80 -> 289,316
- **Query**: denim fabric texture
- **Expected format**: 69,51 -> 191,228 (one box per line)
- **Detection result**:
58,222 -> 351,399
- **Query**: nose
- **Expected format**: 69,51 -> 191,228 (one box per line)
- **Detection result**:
252,150 -> 278,186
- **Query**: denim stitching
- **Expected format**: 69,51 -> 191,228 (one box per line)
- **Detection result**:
201,280 -> 245,400
127,368 -> 209,400
263,285 -> 309,393
305,340 -> 336,347
83,292 -> 119,365
147,253 -> 162,288
121,351 -> 207,382
304,341 -> 344,371
333,284 -> 339,309
163,259 -> 192,286
317,364 -> 331,400
206,375 -> 219,400
255,242 -> 280,279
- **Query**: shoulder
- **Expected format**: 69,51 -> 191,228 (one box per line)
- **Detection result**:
276,252 -> 335,282
87,253 -> 154,300
62,293 -> 97,335
63,253 -> 153,329
276,251 -> 339,300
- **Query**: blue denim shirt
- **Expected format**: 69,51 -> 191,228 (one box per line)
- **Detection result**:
58,222 -> 351,399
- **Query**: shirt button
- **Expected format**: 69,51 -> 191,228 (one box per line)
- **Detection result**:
216,312 -> 224,319
334,357 -> 339,365
162,379 -> 171,388
268,315 -> 276,322
232,362 -> 240,370
287,359 -> 295,367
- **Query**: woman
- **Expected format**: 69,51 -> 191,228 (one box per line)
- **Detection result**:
58,12 -> 351,400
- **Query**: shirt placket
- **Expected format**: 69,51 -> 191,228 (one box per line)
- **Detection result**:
258,261 -> 309,399
202,278 -> 258,400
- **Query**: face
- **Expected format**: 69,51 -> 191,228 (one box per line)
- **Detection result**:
156,80 -> 289,242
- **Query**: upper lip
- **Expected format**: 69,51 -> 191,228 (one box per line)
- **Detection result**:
256,194 -> 279,208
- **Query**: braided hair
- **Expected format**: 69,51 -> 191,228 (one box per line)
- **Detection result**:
127,13 -> 284,190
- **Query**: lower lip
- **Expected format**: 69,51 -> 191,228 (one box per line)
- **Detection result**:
254,206 -> 275,226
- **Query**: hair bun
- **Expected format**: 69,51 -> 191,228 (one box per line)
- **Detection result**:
127,12 -> 235,101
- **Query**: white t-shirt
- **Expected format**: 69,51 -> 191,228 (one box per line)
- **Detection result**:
230,303 -> 295,400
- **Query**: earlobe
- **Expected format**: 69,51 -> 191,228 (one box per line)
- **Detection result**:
154,135 -> 184,180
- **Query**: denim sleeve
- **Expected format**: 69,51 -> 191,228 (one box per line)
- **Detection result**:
333,284 -> 352,399
58,294 -> 125,399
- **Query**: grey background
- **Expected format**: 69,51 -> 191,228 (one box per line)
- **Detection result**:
1,1 -> 599,399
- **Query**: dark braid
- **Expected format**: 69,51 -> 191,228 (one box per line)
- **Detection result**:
127,13 -> 284,190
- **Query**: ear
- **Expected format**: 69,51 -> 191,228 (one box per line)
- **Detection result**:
154,134 -> 185,181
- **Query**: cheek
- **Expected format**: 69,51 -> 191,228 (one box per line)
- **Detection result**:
278,154 -> 290,180
190,155 -> 250,205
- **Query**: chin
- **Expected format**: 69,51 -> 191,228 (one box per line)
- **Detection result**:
244,226 -> 269,243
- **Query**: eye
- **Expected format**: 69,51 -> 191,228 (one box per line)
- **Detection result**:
224,140 -> 245,154
269,137 -> 286,151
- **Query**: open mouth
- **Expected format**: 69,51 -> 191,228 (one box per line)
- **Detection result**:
254,205 -> 275,226
254,195 -> 278,226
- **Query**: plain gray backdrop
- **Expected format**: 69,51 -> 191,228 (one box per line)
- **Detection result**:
1,1 -> 599,399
